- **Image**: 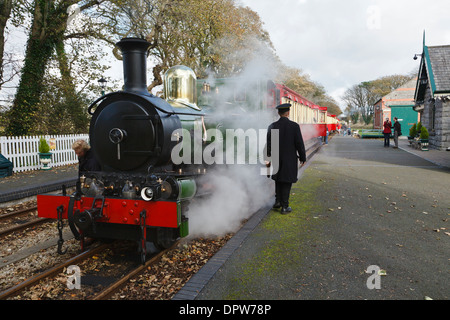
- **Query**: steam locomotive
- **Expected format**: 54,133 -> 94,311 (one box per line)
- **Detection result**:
37,37 -> 337,263
38,38 -> 210,263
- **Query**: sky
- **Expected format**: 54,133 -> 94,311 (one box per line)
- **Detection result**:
237,0 -> 450,110
3,0 -> 450,112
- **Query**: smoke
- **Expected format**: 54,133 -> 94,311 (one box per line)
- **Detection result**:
186,37 -> 278,237
300,124 -> 320,141
187,165 -> 273,238
200,36 -> 279,120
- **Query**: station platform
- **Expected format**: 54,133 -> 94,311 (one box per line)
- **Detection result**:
0,164 -> 78,205
174,135 -> 450,300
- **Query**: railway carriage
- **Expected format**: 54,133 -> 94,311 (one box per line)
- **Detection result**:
327,114 -> 339,132
269,83 -> 329,141
197,80 -> 330,142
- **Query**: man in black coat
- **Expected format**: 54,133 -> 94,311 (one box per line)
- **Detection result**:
393,117 -> 401,148
266,103 -> 306,214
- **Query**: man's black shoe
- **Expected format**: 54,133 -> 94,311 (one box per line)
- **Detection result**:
281,207 -> 292,214
273,202 -> 281,209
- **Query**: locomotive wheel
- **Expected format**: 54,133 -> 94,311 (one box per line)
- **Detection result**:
153,227 -> 178,250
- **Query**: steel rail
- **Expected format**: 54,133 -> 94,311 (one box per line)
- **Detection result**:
0,243 -> 110,300
92,241 -> 180,300
0,206 -> 38,221
0,218 -> 50,238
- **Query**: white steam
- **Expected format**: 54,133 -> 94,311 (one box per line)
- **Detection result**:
188,165 -> 273,238
299,123 -> 320,141
187,38 -> 278,237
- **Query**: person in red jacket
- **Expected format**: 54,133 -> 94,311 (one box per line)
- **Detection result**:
383,118 -> 392,147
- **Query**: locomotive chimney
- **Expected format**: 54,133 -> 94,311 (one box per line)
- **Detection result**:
116,38 -> 151,95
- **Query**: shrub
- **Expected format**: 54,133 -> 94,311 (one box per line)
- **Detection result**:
409,123 -> 417,137
38,137 -> 50,153
417,122 -> 423,134
420,126 -> 429,140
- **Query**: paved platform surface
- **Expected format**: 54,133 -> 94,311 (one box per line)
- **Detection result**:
0,164 -> 78,204
175,135 -> 450,300
397,137 -> 450,168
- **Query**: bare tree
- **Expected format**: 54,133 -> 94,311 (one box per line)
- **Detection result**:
342,75 -> 413,125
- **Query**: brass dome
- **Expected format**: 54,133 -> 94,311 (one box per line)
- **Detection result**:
164,65 -> 200,110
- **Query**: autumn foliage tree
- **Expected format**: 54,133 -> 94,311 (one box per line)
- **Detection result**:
2,0 -> 341,135
6,0 -> 72,135
106,0 -> 275,91
278,65 -> 342,116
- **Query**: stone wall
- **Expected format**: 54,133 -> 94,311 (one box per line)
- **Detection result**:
419,85 -> 450,150
434,99 -> 450,150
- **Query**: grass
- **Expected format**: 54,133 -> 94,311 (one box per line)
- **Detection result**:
223,169 -> 333,299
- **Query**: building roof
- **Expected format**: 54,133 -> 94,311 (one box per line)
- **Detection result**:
384,78 -> 416,107
427,45 -> 450,93
415,43 -> 450,101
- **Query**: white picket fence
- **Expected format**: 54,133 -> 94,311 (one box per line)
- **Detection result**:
0,134 -> 89,173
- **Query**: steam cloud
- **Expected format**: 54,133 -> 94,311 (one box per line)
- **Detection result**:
187,37 -> 278,237
188,165 -> 273,238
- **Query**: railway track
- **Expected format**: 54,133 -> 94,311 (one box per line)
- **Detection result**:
0,197 -> 233,300
0,240 -> 180,300
92,241 -> 179,300
0,205 -> 50,238
0,206 -> 38,220
0,243 -> 110,300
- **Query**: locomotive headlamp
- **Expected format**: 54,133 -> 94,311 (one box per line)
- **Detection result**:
141,187 -> 154,201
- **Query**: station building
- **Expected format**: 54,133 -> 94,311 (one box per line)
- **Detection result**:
413,41 -> 450,151
373,78 -> 419,131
